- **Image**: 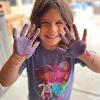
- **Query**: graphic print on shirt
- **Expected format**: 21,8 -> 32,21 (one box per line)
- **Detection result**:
35,61 -> 71,100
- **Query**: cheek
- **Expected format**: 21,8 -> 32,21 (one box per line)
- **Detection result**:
58,26 -> 65,34
38,29 -> 46,38
40,27 -> 47,33
38,32 -> 43,38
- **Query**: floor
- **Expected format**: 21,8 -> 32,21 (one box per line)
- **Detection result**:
71,64 -> 100,100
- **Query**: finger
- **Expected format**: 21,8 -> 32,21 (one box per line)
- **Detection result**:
20,24 -> 28,36
82,28 -> 87,41
32,41 -> 40,48
64,26 -> 74,41
31,28 -> 40,43
26,24 -> 36,39
72,24 -> 80,40
28,24 -> 36,33
12,28 -> 17,40
59,33 -> 69,46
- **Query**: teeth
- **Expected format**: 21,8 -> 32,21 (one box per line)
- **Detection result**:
46,35 -> 58,39
49,36 -> 56,38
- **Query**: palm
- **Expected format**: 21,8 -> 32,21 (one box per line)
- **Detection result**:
60,24 -> 87,58
68,40 -> 86,57
13,24 -> 40,58
15,37 -> 33,57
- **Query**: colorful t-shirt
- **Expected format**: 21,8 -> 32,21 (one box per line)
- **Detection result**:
19,44 -> 86,100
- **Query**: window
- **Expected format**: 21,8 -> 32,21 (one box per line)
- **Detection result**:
0,0 -> 16,6
21,0 -> 33,4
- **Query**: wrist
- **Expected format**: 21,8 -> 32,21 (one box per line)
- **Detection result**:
79,50 -> 95,65
12,53 -> 26,62
79,50 -> 93,58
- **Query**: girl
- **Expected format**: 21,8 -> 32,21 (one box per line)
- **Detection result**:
0,0 -> 100,100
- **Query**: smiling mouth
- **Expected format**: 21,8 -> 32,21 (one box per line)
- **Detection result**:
45,35 -> 59,39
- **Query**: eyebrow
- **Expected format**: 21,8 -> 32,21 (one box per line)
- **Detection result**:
40,19 -> 65,22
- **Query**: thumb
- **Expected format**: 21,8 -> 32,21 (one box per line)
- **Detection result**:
32,41 -> 40,49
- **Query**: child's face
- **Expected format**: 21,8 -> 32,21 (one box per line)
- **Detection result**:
39,8 -> 66,50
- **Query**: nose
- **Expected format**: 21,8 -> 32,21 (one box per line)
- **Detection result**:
48,24 -> 58,34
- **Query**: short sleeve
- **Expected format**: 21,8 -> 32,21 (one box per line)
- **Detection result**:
18,60 -> 28,75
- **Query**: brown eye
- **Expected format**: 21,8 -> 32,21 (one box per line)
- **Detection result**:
40,21 -> 49,27
41,21 -> 48,25
57,22 -> 64,25
41,22 -> 46,24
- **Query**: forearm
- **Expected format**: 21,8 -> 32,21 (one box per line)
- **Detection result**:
0,53 -> 26,87
79,50 -> 100,73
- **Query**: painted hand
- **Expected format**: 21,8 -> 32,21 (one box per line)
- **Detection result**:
59,24 -> 87,58
13,24 -> 40,58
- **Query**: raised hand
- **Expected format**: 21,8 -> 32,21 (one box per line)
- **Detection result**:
13,24 -> 40,59
59,24 -> 87,58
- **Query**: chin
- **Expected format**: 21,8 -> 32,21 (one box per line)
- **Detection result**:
47,42 -> 59,47
49,40 -> 60,44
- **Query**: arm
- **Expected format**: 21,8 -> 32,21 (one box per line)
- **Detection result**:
0,53 -> 26,87
60,24 -> 100,73
0,24 -> 40,87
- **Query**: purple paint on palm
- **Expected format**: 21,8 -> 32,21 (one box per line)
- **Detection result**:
13,24 -> 40,58
59,24 -> 87,58
68,40 -> 86,57
15,37 -> 40,58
